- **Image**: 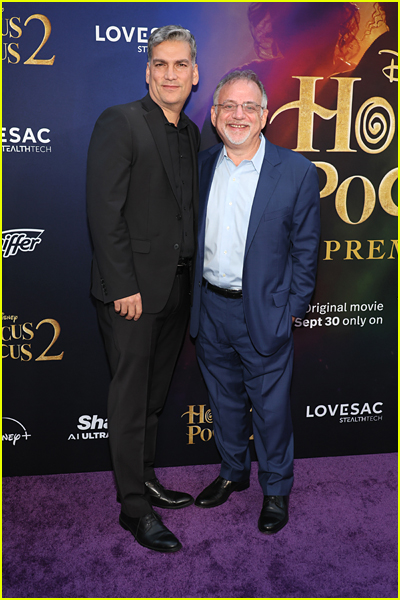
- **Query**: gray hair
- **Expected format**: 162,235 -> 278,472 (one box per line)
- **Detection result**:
213,70 -> 268,110
148,25 -> 197,65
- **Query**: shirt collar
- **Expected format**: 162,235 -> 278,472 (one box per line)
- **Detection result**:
166,113 -> 189,130
146,93 -> 188,128
217,134 -> 266,172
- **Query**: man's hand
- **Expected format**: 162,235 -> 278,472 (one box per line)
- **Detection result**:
292,316 -> 295,324
114,293 -> 142,321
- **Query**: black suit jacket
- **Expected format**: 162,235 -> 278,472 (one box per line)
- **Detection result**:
87,94 -> 200,313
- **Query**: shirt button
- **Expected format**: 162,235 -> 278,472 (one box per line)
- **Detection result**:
229,202 -> 232,206
227,226 -> 230,230
174,243 -> 180,250
222,274 -> 226,277
233,178 -> 236,182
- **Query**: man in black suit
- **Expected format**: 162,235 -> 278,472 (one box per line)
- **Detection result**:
87,25 -> 200,553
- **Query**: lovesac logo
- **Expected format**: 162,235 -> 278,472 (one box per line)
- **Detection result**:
2,417 -> 32,445
306,402 -> 383,423
94,24 -> 158,53
2,127 -> 51,153
2,229 -> 44,258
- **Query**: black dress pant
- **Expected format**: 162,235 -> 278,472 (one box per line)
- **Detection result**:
96,268 -> 190,517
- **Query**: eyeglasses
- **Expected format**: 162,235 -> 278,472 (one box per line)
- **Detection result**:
214,102 -> 264,114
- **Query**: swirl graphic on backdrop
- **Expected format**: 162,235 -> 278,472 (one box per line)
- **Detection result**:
355,97 -> 395,154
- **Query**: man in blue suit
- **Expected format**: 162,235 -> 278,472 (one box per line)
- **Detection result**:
190,70 -> 320,534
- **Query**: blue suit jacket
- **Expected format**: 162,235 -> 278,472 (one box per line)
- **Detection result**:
190,138 -> 320,356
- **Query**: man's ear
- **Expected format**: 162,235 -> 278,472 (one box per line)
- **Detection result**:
261,108 -> 269,129
192,64 -> 199,86
211,105 -> 217,128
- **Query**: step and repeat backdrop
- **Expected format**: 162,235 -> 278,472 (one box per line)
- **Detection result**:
3,2 -> 397,476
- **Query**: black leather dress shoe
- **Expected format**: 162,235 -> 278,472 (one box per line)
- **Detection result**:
119,511 -> 182,553
145,478 -> 194,509
195,476 -> 250,508
258,495 -> 289,534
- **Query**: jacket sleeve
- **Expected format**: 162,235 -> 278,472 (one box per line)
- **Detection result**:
86,106 -> 140,302
288,161 -> 321,318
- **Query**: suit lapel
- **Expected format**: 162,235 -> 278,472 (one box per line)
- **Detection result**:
187,124 -> 199,226
198,147 -> 221,258
245,140 -> 282,257
143,101 -> 180,205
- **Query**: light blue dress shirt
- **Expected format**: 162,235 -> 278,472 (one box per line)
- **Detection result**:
203,135 -> 266,290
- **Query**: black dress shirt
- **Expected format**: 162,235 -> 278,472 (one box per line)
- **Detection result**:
146,96 -> 195,259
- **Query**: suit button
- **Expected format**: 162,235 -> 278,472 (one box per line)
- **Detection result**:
177,214 -> 182,220
173,243 -> 180,250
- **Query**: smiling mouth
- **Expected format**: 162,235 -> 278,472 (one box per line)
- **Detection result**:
228,124 -> 249,129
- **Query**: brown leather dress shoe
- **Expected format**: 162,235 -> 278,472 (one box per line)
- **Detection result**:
195,476 -> 250,508
258,495 -> 289,534
119,511 -> 182,553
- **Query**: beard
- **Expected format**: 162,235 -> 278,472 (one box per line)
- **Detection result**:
222,123 -> 251,146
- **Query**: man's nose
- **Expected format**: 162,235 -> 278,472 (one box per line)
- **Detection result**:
164,65 -> 177,80
232,104 -> 245,117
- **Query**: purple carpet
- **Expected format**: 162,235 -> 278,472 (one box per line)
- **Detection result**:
2,454 -> 397,598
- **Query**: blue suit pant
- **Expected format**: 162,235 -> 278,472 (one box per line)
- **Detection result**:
196,286 -> 294,495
